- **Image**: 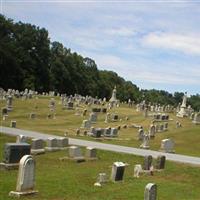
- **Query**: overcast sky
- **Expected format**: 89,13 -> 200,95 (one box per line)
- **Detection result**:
1,0 -> 200,95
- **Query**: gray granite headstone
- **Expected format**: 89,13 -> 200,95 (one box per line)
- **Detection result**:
144,183 -> 157,200
143,155 -> 153,170
155,155 -> 166,170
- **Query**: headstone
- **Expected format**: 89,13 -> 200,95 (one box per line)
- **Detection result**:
49,98 -> 56,111
149,125 -> 156,138
45,138 -> 59,151
67,101 -> 74,110
2,107 -> 8,116
144,183 -> 157,200
90,128 -> 103,138
176,121 -> 182,128
3,143 -> 31,164
85,147 -> 97,160
111,114 -> 118,121
89,112 -> 97,123
76,129 -> 80,136
163,122 -> 168,131
144,108 -> 148,118
30,113 -> 36,119
192,113 -> 200,125
7,95 -> 13,111
101,108 -> 107,113
68,146 -> 85,161
155,124 -> 160,132
160,139 -> 175,153
97,173 -> 107,183
159,124 -> 164,132
47,113 -> 56,119
92,108 -> 101,112
31,139 -> 45,155
57,137 -> 68,149
134,164 -> 143,178
82,109 -> 87,116
143,155 -> 153,170
81,120 -> 91,129
138,128 -> 144,141
155,155 -> 166,170
104,127 -> 111,137
140,134 -> 150,149
105,113 -> 110,123
16,135 -> 27,143
10,120 -> 17,128
111,162 -> 125,182
9,155 -> 38,197
110,128 -> 118,137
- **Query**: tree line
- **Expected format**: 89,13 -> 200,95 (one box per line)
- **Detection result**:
0,15 -> 199,110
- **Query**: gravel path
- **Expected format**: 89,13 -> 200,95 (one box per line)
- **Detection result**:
1,126 -> 200,166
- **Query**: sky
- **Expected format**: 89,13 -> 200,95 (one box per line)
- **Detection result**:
1,0 -> 200,95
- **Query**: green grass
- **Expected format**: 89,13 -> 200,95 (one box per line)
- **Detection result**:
1,96 -> 200,199
1,134 -> 200,200
1,96 -> 200,156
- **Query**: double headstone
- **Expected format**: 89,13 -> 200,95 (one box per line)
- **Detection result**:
57,137 -> 68,149
45,138 -> 59,151
31,139 -> 45,155
3,143 -> 31,164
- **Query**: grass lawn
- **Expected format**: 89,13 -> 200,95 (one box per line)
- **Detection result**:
0,96 -> 200,156
1,134 -> 200,200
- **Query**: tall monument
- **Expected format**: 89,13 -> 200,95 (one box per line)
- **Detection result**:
109,86 -> 118,105
177,92 -> 188,118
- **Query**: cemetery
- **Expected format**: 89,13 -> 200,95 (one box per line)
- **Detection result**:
1,5 -> 200,199
0,89 -> 200,200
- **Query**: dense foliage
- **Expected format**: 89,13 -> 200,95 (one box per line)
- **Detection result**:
0,15 -> 199,110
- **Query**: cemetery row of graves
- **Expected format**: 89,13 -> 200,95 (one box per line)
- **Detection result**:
0,88 -> 200,199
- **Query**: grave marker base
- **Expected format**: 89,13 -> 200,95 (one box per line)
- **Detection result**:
59,156 -> 85,163
45,147 -> 60,152
31,149 -> 45,155
9,190 -> 38,197
0,162 -> 19,170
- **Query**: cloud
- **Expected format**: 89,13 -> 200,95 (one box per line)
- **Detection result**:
143,32 -> 200,55
104,27 -> 136,37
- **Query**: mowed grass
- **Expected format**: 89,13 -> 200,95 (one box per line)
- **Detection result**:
1,134 -> 200,200
0,96 -> 200,157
